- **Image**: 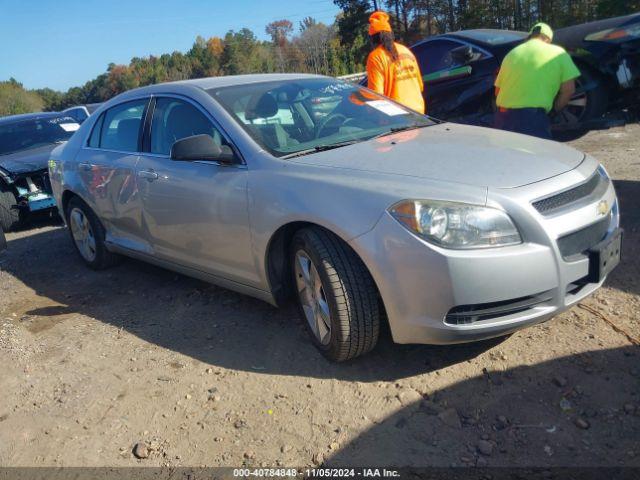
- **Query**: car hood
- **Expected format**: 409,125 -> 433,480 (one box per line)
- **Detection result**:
290,123 -> 584,188
0,144 -> 58,176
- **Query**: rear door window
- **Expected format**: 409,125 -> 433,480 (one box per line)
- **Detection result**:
99,99 -> 148,152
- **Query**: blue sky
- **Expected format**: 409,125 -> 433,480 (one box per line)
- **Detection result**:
0,0 -> 341,91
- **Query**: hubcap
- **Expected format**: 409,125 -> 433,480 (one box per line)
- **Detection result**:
294,250 -> 331,345
69,208 -> 97,262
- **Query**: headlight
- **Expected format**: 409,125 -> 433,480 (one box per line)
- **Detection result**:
389,200 -> 521,249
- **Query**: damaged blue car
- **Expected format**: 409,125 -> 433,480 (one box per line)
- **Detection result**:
0,112 -> 79,230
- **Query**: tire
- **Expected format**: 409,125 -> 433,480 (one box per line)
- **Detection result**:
290,227 -> 380,362
552,67 -> 608,141
65,197 -> 121,270
0,227 -> 6,252
0,181 -> 21,232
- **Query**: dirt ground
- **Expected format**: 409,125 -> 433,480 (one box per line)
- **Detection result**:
0,125 -> 638,469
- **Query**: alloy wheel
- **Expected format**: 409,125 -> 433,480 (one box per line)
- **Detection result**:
556,77 -> 588,127
69,207 -> 97,263
294,250 -> 331,345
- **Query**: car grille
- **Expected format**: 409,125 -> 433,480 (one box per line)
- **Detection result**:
532,172 -> 604,215
445,291 -> 553,325
557,216 -> 610,260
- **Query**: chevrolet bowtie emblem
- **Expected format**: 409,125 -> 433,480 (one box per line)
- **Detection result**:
597,200 -> 609,216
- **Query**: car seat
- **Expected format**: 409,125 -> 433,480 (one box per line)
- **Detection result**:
245,93 -> 298,150
115,118 -> 141,151
159,104 -> 220,155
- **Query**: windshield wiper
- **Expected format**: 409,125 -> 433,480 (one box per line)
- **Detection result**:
368,124 -> 431,140
280,139 -> 361,159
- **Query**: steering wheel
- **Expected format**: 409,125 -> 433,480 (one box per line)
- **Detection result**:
316,113 -> 348,139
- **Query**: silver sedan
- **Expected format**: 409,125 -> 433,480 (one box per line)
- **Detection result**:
49,74 -> 621,361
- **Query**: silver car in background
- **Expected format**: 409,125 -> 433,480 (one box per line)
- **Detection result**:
49,74 -> 621,362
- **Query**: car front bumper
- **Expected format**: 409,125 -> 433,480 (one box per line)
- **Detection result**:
349,173 -> 620,345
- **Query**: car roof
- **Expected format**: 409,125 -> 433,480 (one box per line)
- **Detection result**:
0,111 -> 70,126
117,73 -> 326,97
554,12 -> 640,48
412,29 -> 526,49
446,29 -> 527,45
100,73 -> 330,111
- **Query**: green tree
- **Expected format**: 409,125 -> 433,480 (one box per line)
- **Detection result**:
32,87 -> 64,111
0,78 -> 44,116
333,0 -> 372,71
4,0 -> 634,113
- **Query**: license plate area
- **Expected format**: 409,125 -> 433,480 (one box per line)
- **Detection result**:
587,229 -> 622,283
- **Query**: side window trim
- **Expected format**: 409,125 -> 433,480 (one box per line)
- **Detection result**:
87,112 -> 105,148
82,95 -> 151,154
138,96 -> 153,153
141,96 -> 156,153
145,93 -> 245,165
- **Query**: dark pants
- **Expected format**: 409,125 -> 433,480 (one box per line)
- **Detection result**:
494,108 -> 552,140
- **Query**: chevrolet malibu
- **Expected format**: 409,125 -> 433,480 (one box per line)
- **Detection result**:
49,74 -> 621,362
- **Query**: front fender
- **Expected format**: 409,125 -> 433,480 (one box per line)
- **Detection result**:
246,158 -> 487,290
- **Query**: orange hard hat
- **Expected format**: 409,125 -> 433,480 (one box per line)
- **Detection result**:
368,11 -> 392,36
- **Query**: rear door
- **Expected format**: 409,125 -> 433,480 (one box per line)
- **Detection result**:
136,96 -> 255,285
76,97 -> 150,252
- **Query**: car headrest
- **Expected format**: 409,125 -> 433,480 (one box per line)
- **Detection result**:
117,118 -> 141,149
165,104 -> 199,141
246,93 -> 278,120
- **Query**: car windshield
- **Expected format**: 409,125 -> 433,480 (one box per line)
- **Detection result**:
455,30 -> 527,45
0,116 -> 79,156
209,78 -> 434,158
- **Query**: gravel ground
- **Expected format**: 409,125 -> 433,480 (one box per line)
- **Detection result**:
0,125 -> 638,468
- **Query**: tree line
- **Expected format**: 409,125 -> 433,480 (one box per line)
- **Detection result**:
1,0 -> 637,116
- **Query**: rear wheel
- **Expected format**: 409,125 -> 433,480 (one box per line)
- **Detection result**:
0,181 -> 21,232
290,227 -> 380,362
66,197 -> 121,270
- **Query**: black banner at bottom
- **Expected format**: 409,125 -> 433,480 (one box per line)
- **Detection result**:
1,468 -> 640,480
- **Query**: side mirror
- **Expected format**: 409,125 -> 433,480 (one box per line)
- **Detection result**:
170,134 -> 236,164
451,45 -> 475,64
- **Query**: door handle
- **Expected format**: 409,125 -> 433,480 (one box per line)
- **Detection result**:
137,170 -> 159,181
78,162 -> 92,171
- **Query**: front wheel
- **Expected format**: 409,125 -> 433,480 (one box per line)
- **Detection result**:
0,181 -> 21,231
290,227 -> 380,362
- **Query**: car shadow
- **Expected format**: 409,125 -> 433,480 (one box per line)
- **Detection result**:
1,226 -> 503,382
326,346 -> 639,468
1,178 -> 637,381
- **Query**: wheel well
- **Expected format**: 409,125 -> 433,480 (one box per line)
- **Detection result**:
61,190 -> 79,218
265,222 -> 386,319
573,60 -> 608,93
266,221 -> 313,306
